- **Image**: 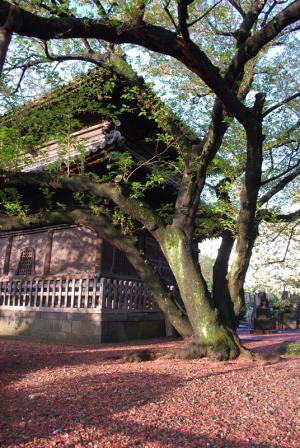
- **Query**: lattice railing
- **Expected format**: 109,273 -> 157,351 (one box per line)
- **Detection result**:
0,276 -> 159,312
101,277 -> 158,311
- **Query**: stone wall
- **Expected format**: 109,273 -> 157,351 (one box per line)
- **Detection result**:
0,308 -> 166,344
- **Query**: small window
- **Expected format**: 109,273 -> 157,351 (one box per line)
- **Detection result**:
17,248 -> 35,275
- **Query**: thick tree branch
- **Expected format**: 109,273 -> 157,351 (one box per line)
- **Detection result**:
227,0 -> 245,18
0,0 -> 250,124
261,160 -> 300,187
0,2 -> 18,75
233,0 -> 267,47
0,172 -> 165,234
212,178 -> 236,328
227,0 -> 300,83
259,208 -> 300,223
0,26 -> 11,75
188,1 -> 223,28
213,230 -> 235,326
61,177 -> 165,233
259,165 -> 300,205
172,52 -> 257,236
177,0 -> 194,40
262,91 -> 300,117
172,98 -> 229,235
228,93 -> 266,318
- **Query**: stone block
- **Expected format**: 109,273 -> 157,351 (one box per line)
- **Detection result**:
101,319 -> 165,342
0,309 -> 36,319
101,311 -> 163,322
31,319 -> 52,336
71,320 -> 100,337
51,320 -> 71,333
39,312 -> 67,321
0,317 -> 32,336
67,312 -> 101,322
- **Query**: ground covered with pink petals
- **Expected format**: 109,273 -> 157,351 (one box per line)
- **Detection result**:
1,332 -> 299,448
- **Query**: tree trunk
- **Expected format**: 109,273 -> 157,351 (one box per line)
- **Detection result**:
0,27 -> 11,76
229,109 -> 264,319
213,230 -> 236,329
158,226 -> 244,360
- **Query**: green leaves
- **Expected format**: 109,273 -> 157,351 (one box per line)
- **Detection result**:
112,208 -> 134,235
107,151 -> 135,179
0,188 -> 29,222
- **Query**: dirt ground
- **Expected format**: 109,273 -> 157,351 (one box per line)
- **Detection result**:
1,331 -> 299,448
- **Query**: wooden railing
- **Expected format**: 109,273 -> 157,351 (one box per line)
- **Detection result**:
0,276 -> 159,313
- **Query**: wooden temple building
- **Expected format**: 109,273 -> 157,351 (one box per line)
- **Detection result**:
0,69 -> 182,344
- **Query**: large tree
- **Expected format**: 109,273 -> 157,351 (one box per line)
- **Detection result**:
0,0 -> 300,359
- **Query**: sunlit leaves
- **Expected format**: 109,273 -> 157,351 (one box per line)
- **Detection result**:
0,187 -> 29,221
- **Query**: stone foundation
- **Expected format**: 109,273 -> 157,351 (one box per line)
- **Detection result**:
0,308 -> 166,344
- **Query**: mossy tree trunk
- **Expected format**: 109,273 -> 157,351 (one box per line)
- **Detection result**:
213,230 -> 236,330
228,104 -> 264,320
155,226 -> 242,360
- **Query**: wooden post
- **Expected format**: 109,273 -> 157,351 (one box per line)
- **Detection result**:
78,278 -> 83,308
33,280 -> 38,308
45,279 -> 50,307
70,278 -> 75,308
99,277 -> 104,310
91,278 -> 97,308
6,282 -> 12,305
28,279 -> 33,306
58,279 -> 62,308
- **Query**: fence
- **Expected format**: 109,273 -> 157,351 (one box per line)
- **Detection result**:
0,276 -> 159,312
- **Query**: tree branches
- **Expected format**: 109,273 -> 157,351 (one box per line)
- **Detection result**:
259,165 -> 300,206
226,0 -> 300,82
0,171 -> 165,234
1,0 -> 299,126
263,91 -> 300,118
227,0 -> 245,19
177,0 -> 194,40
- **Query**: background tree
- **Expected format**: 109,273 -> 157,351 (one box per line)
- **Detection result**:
245,220 -> 300,295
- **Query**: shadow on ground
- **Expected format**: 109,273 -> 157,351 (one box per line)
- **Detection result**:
1,368 -> 284,448
1,335 -> 299,447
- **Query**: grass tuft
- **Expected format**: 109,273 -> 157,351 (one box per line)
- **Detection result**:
278,341 -> 300,356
